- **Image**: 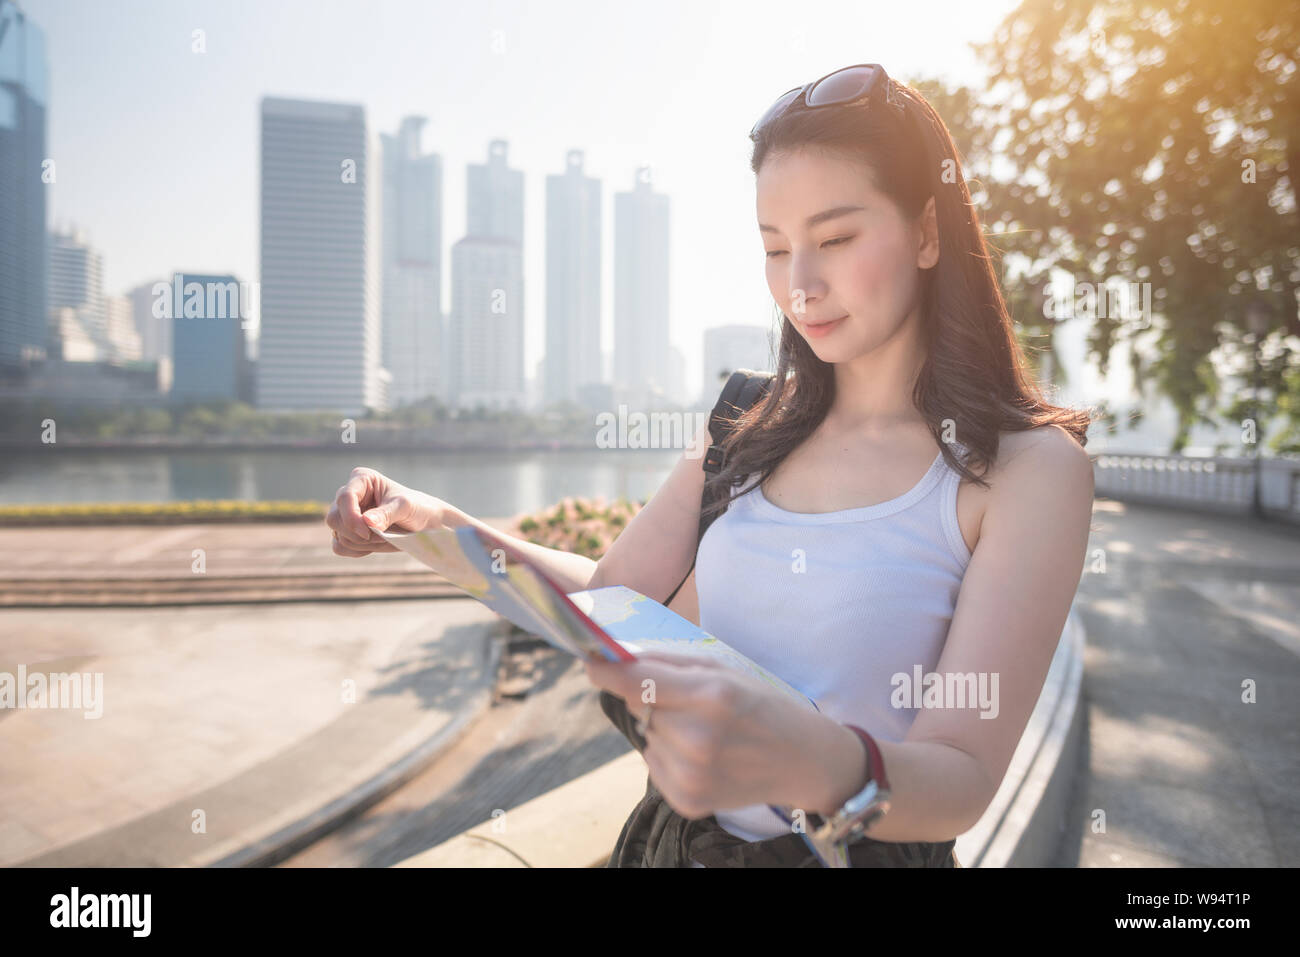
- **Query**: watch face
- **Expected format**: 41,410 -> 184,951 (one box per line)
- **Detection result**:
831,792 -> 891,845
844,779 -> 882,816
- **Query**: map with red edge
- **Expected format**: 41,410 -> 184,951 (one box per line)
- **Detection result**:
568,585 -> 819,713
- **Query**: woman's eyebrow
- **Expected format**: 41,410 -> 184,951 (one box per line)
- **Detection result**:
758,204 -> 865,234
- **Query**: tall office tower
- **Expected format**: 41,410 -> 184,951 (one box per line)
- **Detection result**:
701,323 -> 772,402
448,139 -> 525,411
529,355 -> 545,409
613,166 -> 670,409
380,115 -> 442,409
47,307 -> 95,360
129,279 -> 168,362
0,0 -> 48,370
543,149 -> 601,408
104,293 -> 141,362
170,272 -> 247,402
47,228 -> 105,360
257,96 -> 388,415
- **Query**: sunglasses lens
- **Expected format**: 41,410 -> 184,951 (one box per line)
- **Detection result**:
806,65 -> 879,107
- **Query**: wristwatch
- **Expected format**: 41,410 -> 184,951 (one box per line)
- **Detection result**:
806,724 -> 892,867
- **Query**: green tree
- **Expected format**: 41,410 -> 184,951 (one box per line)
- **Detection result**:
939,0 -> 1298,452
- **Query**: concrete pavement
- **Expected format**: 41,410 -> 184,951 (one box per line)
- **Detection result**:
1055,499 -> 1300,867
2,500 -> 1297,868
1,596 -> 506,866
0,519 -> 478,606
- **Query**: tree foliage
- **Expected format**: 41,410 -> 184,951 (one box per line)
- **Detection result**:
915,0 -> 1299,451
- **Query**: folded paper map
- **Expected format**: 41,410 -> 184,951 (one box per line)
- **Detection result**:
378,523 -> 818,712
380,522 -> 842,863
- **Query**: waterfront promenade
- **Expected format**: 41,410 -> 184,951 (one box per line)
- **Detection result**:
1,495 -> 1297,867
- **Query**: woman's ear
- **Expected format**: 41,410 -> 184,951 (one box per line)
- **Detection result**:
917,195 -> 939,269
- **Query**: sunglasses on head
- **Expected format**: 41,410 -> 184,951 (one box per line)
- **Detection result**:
749,63 -> 907,141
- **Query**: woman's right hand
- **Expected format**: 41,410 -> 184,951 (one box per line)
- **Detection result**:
325,467 -> 458,557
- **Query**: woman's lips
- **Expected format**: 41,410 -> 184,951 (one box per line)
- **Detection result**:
802,315 -> 847,338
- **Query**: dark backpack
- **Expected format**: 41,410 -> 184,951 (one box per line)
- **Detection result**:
665,368 -> 777,606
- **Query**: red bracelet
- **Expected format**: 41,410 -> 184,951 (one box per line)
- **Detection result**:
844,724 -> 890,791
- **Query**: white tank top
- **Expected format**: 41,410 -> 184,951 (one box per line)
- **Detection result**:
693,439 -> 974,842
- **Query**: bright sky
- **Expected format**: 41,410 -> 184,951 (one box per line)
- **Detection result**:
26,0 -> 1029,398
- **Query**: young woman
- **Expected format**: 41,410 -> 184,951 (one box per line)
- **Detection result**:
582,62 -> 1096,868
326,63 -> 1095,868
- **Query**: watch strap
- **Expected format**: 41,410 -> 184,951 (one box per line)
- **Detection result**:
775,725 -> 890,866
844,724 -> 889,790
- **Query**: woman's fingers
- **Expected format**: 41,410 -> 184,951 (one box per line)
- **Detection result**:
327,471 -> 389,550
326,468 -> 437,556
360,490 -> 414,533
584,655 -> 726,714
328,494 -> 373,549
330,535 -> 372,558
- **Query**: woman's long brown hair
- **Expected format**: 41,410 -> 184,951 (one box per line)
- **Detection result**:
702,74 -> 1095,529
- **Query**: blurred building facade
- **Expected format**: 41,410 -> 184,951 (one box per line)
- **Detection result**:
613,167 -> 670,409
0,0 -> 48,371
380,115 -> 443,409
544,149 -> 602,409
449,139 -> 526,411
168,272 -> 251,403
257,96 -> 388,415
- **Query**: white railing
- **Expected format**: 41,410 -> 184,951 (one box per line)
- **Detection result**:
1093,452 -> 1300,521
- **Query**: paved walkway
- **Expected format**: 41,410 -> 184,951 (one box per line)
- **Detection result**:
0,519 -> 415,578
0,520 -> 486,605
1,502 -> 1297,868
1056,500 -> 1300,867
0,596 -> 506,866
280,640 -> 633,868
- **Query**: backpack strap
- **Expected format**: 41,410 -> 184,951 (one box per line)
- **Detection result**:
665,369 -> 776,606
702,370 -> 773,475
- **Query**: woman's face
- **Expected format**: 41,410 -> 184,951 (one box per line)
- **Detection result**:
756,147 -> 938,364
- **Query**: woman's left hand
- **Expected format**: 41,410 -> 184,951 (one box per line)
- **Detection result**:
583,652 -> 849,820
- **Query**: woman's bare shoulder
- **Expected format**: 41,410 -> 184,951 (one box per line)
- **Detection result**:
953,424 -> 1092,557
997,424 -> 1088,463
989,425 -> 1093,500
954,426 -> 1092,556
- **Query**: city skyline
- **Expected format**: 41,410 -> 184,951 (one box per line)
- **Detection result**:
19,0 -> 1019,404
9,0 -> 1261,450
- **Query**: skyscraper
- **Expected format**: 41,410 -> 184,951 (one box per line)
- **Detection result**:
613,167 -> 670,409
104,293 -> 142,363
544,149 -> 601,408
448,139 -> 525,411
380,116 -> 443,409
0,0 -> 48,370
257,96 -> 388,414
46,228 -> 105,361
129,279 -> 169,363
170,272 -> 247,403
